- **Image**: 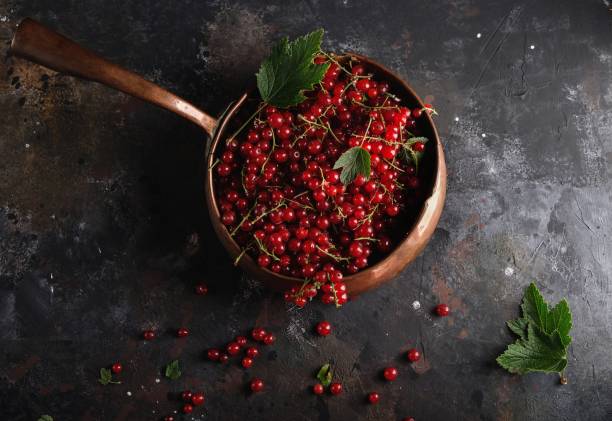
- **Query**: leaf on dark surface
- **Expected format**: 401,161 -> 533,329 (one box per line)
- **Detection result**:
316,363 -> 333,387
38,416 -> 53,421
165,359 -> 182,380
98,367 -> 120,385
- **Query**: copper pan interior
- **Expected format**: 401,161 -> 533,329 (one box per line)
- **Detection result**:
205,53 -> 443,294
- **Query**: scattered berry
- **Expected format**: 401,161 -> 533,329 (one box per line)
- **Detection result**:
250,378 -> 265,393
218,353 -> 229,364
111,363 -> 122,374
252,327 -> 267,342
164,416 -> 174,421
383,367 -> 398,381
207,348 -> 221,361
316,321 -> 332,336
236,336 -> 248,347
368,392 -> 380,404
242,357 -> 254,368
177,327 -> 189,338
402,418 -> 416,421
263,333 -> 276,345
191,392 -> 205,406
246,347 -> 259,358
181,390 -> 193,402
330,382 -> 343,395
227,342 -> 241,355
143,330 -> 155,341
407,348 -> 421,362
195,283 -> 208,295
435,303 -> 450,317
313,383 -> 324,395
182,404 -> 193,414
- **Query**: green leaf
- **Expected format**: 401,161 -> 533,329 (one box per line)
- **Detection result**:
506,317 -> 528,340
400,136 -> 429,173
521,283 -> 572,347
98,367 -> 120,385
165,360 -> 182,380
333,146 -> 371,185
256,29 -> 330,107
497,323 -> 567,374
38,416 -> 53,421
316,363 -> 333,387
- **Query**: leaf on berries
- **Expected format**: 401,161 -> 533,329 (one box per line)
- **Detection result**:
257,29 -> 330,108
164,359 -> 182,380
496,323 -> 567,374
333,146 -> 371,185
497,283 -> 572,377
316,363 -> 333,388
38,416 -> 53,421
400,136 -> 429,173
98,367 -> 120,385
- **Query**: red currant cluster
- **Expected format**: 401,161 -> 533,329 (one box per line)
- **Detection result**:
214,56 -> 433,307
206,327 -> 274,389
177,390 -> 205,415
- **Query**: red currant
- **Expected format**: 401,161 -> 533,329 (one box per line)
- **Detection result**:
191,392 -> 205,406
383,367 -> 398,381
313,383 -> 324,395
143,330 -> 155,341
111,363 -> 122,374
207,348 -> 220,361
250,378 -> 265,393
181,390 -> 193,402
330,382 -> 343,395
177,327 -> 189,338
252,327 -> 267,341
246,347 -> 259,358
195,283 -> 208,295
368,392 -> 380,404
242,357 -> 254,368
436,303 -> 450,316
227,342 -> 241,355
182,404 -> 193,414
316,321 -> 332,336
407,348 -> 421,362
263,333 -> 276,345
236,336 -> 248,347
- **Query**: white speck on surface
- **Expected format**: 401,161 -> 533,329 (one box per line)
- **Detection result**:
97,247 -> 102,254
50,214 -> 56,220
50,273 -> 54,279
126,391 -> 132,397
454,116 -> 460,122
78,222 -> 86,230
504,267 -> 514,276
530,44 -> 535,50
476,33 -> 482,38
25,143 -> 30,149
481,133 -> 487,138
412,300 -> 421,310
0,16 -> 8,22
50,285 -> 54,294
155,378 -> 160,383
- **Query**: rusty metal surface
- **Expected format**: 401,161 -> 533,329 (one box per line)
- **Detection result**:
1,1 -> 611,420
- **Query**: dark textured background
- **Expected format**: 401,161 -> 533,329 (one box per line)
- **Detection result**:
1,1 -> 612,420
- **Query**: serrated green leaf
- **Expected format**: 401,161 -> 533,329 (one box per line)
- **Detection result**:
98,367 -> 120,385
316,363 -> 333,387
333,146 -> 371,185
165,360 -> 182,380
521,283 -> 572,347
38,415 -> 53,421
507,317 -> 528,340
256,29 -> 330,107
497,323 -> 567,374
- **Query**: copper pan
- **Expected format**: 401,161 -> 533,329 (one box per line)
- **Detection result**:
10,18 -> 446,295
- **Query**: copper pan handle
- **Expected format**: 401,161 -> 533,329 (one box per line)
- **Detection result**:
10,18 -> 216,137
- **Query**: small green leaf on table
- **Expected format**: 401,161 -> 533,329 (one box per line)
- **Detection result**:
165,359 -> 182,380
333,146 -> 371,185
98,367 -> 121,385
496,282 -> 572,379
316,363 -> 333,388
38,416 -> 54,421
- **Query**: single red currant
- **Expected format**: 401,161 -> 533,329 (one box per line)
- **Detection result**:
368,392 -> 380,404
111,363 -> 122,374
436,303 -> 450,317
246,347 -> 259,358
316,321 -> 332,336
191,392 -> 205,406
182,404 -> 193,414
227,342 -> 241,355
383,367 -> 398,381
181,390 -> 193,402
195,283 -> 208,295
177,327 -> 189,338
207,348 -> 220,361
218,353 -> 229,364
242,357 -> 254,368
407,348 -> 421,362
252,327 -> 267,341
143,330 -> 155,341
330,382 -> 343,395
313,383 -> 325,395
263,333 -> 276,345
236,336 -> 248,347
250,378 -> 265,392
